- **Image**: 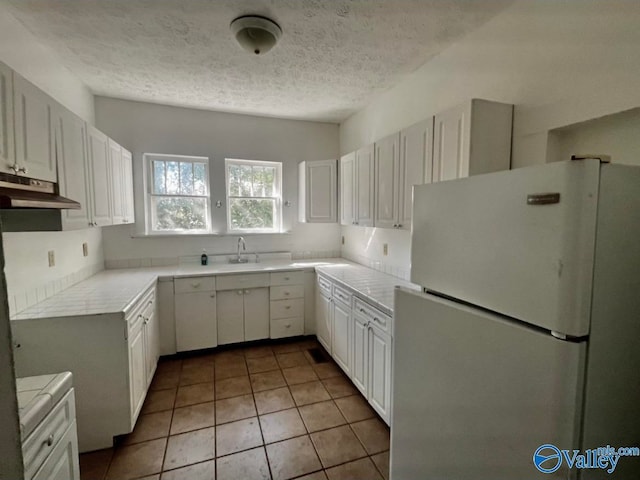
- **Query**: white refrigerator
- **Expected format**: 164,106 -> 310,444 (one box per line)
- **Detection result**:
391,159 -> 640,479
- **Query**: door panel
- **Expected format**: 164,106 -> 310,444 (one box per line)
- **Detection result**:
400,118 -> 433,230
374,133 -> 400,229
108,139 -> 125,224
433,102 -> 470,182
368,325 -> 391,422
331,300 -> 351,376
128,327 -> 146,420
87,126 -> 112,226
0,63 -> 14,173
217,290 -> 245,345
121,148 -> 135,223
315,289 -> 331,352
175,291 -> 217,352
340,152 -> 355,226
355,144 -> 374,226
351,316 -> 368,396
244,287 -> 269,341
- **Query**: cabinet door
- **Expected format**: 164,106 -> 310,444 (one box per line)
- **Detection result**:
128,325 -> 146,420
368,325 -> 392,423
86,126 -> 112,226
315,289 -> 332,353
374,133 -> 401,229
331,300 -> 352,376
244,287 -> 270,341
13,73 -> 56,181
121,148 -> 135,224
400,118 -> 433,230
108,139 -> 125,225
340,152 -> 355,226
32,424 -> 80,480
175,291 -> 217,352
352,315 -> 368,396
304,159 -> 337,223
433,102 -> 471,182
56,107 -> 91,230
355,144 -> 374,226
217,290 -> 245,345
144,305 -> 160,382
0,62 -> 14,174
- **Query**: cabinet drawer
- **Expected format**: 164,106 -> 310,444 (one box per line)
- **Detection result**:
270,285 -> 304,301
175,276 -> 215,294
127,287 -> 155,332
270,298 -> 304,319
270,271 -> 304,286
270,317 -> 304,339
23,388 -> 76,480
332,284 -> 352,306
353,298 -> 392,335
317,275 -> 332,296
216,273 -> 269,291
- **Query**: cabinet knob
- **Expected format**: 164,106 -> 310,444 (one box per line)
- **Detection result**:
244,290 -> 250,294
284,277 -> 290,281
44,434 -> 54,447
210,293 -> 215,298
285,305 -> 291,310
284,291 -> 290,296
191,283 -> 201,288
237,290 -> 243,295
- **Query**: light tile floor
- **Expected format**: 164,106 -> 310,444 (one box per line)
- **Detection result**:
79,337 -> 390,480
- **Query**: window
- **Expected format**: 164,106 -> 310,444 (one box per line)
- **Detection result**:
145,154 -> 210,234
226,159 -> 282,232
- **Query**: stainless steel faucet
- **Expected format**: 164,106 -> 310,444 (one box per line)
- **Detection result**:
235,236 -> 248,263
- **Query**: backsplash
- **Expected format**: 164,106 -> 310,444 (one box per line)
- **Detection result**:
340,225 -> 411,281
2,228 -> 105,316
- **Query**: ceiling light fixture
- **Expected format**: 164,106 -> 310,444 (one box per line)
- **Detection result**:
230,15 -> 282,55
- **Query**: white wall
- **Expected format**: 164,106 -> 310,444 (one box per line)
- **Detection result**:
3,228 -> 104,316
339,0 -> 640,276
0,3 -> 94,123
95,97 -> 342,264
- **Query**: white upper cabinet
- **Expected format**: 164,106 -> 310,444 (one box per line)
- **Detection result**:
339,152 -> 355,226
298,159 -> 337,223
433,99 -> 512,182
86,125 -> 112,227
12,73 -> 56,182
121,148 -> 135,224
55,106 -> 91,230
373,132 -> 401,229
0,62 -> 14,173
355,143 -> 374,227
108,138 -> 125,225
399,117 -> 434,230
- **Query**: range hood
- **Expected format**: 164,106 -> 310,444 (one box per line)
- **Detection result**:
0,173 -> 80,210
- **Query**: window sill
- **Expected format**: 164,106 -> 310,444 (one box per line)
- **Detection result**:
131,231 -> 292,239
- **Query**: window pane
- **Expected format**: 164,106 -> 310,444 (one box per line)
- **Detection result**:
229,164 -> 252,196
153,161 -> 166,194
166,161 -> 180,194
229,198 -> 275,230
179,162 -> 194,195
153,197 -> 208,231
193,163 -> 206,195
252,166 -> 276,197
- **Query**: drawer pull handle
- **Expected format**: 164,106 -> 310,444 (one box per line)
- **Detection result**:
245,290 -> 250,294
285,324 -> 291,328
237,290 -> 243,295
284,291 -> 290,296
191,283 -> 201,288
359,308 -> 366,313
210,293 -> 216,298
284,277 -> 290,281
148,300 -> 153,306
45,434 -> 54,447
285,305 -> 291,310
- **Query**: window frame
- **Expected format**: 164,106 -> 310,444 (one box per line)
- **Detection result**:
144,153 -> 212,235
225,158 -> 283,234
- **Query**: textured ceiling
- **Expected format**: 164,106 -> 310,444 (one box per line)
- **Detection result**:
3,0 -> 513,122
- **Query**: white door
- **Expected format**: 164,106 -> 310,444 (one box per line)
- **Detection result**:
340,152 -> 355,226
411,159 -> 600,337
175,291 -> 217,352
108,138 -> 125,225
243,287 -> 270,341
374,133 -> 400,229
144,306 -> 160,382
433,101 -> 471,182
331,299 -> 351,376
13,73 -> 56,181
121,148 -> 135,224
392,288 -> 584,480
315,289 -> 332,353
128,325 -> 146,420
217,290 -> 245,345
368,324 -> 391,422
56,107 -> 91,230
400,117 -> 434,230
33,425 -> 80,480
355,144 -> 374,226
86,126 -> 112,226
351,315 -> 368,396
0,62 -> 14,174
305,159 -> 337,223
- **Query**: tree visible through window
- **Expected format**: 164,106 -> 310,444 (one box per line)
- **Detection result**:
226,159 -> 282,232
146,154 -> 210,233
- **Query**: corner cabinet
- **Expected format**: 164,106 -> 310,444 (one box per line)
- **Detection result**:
433,99 -> 512,182
298,159 -> 337,223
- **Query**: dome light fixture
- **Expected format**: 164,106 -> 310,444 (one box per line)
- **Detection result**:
230,15 -> 282,55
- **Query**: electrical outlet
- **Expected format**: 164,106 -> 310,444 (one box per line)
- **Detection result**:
48,250 -> 55,267
383,243 -> 388,256
341,236 -> 345,245
82,243 -> 89,257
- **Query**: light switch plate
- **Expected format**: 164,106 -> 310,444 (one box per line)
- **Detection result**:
82,243 -> 89,257
48,250 -> 55,267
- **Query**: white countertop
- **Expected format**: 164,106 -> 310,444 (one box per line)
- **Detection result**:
11,258 -> 418,321
16,372 -> 74,439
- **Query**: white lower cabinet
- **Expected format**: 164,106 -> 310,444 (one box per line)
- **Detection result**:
33,425 -> 80,480
128,319 -> 146,421
331,298 -> 352,376
352,315 -> 369,395
217,274 -> 270,345
174,276 -> 217,352
315,277 -> 332,352
270,272 -> 305,338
